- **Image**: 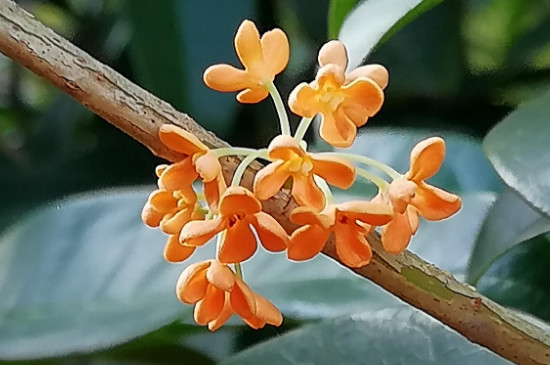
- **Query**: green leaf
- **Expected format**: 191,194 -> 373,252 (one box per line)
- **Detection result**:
342,128 -> 502,193
0,189 -> 187,360
477,233 -> 550,322
222,307 -> 511,365
484,90 -> 550,218
0,188 -> 399,360
125,1 -> 255,137
466,188 -> 550,284
328,0 -> 359,38
338,0 -> 444,68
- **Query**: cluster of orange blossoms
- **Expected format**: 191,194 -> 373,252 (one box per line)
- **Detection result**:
142,20 -> 461,331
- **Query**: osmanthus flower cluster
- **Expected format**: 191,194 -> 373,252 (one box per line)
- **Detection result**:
142,19 -> 462,331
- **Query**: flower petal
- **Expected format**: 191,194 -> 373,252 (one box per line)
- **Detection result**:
289,206 -> 326,226
288,82 -> 319,118
194,285 -> 225,325
407,137 -> 446,181
345,64 -> 389,89
194,150 -> 222,183
381,211 -> 413,254
336,201 -> 394,226
411,182 -> 461,221
341,78 -> 384,119
219,186 -> 262,216
141,203 -> 163,227
268,134 -> 304,160
208,294 -> 234,331
176,260 -> 211,304
237,87 -> 269,104
158,158 -> 198,191
310,154 -> 355,189
218,219 -> 257,263
318,40 -> 348,69
408,206 -> 420,234
316,64 -> 345,85
334,224 -> 372,267
261,28 -> 289,76
204,176 -> 227,214
244,294 -> 283,329
235,20 -> 263,73
319,109 -> 356,148
288,225 -> 330,261
180,218 -> 225,247
160,209 -> 193,235
203,64 -> 251,92
291,175 -> 325,211
159,124 -> 208,155
206,261 -> 235,291
250,211 -> 288,252
230,278 -> 256,319
164,235 -> 196,263
149,190 -> 177,212
253,161 -> 290,201
387,178 -> 417,214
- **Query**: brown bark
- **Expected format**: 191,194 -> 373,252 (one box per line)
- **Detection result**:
0,1 -> 549,363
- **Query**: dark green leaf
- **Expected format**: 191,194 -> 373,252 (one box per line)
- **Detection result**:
484,90 -> 550,218
467,188 -> 550,284
477,233 -> 550,322
338,0 -> 444,68
328,0 -> 359,39
222,307 -> 511,365
125,1 -> 255,137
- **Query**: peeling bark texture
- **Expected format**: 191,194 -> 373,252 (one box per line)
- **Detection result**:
1,1 -> 549,364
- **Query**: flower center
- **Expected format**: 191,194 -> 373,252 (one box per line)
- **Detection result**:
287,156 -> 313,176
228,213 -> 246,227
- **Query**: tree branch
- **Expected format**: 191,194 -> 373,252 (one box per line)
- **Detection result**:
1,1 -> 549,364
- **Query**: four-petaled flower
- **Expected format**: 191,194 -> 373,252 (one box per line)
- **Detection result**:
142,189 -> 205,263
179,186 -> 288,263
157,124 -> 226,212
288,201 -> 393,267
288,42 -> 385,148
177,260 -> 283,331
203,19 -> 289,104
379,137 -> 462,253
254,135 -> 356,211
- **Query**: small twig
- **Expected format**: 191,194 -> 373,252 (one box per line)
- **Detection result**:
0,1 -> 548,363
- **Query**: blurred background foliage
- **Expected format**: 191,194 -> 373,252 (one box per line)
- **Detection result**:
1,0 -> 550,363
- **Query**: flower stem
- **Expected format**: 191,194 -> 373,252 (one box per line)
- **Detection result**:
231,149 -> 267,187
266,81 -> 291,135
356,168 -> 390,191
321,152 -> 401,179
214,147 -> 258,157
314,175 -> 334,206
234,263 -> 243,279
294,116 -> 314,142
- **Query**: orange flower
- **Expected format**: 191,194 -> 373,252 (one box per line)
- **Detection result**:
288,201 -> 393,267
142,189 -> 205,263
288,44 -> 385,148
380,137 -> 461,253
179,186 -> 288,263
176,260 -> 283,330
157,124 -> 226,212
203,20 -> 289,104
317,40 -> 389,89
254,135 -> 356,211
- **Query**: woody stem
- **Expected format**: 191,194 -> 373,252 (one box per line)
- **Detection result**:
214,147 -> 258,157
321,152 -> 401,179
231,149 -> 268,187
356,168 -> 390,191
265,81 -> 291,136
294,116 -> 314,142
